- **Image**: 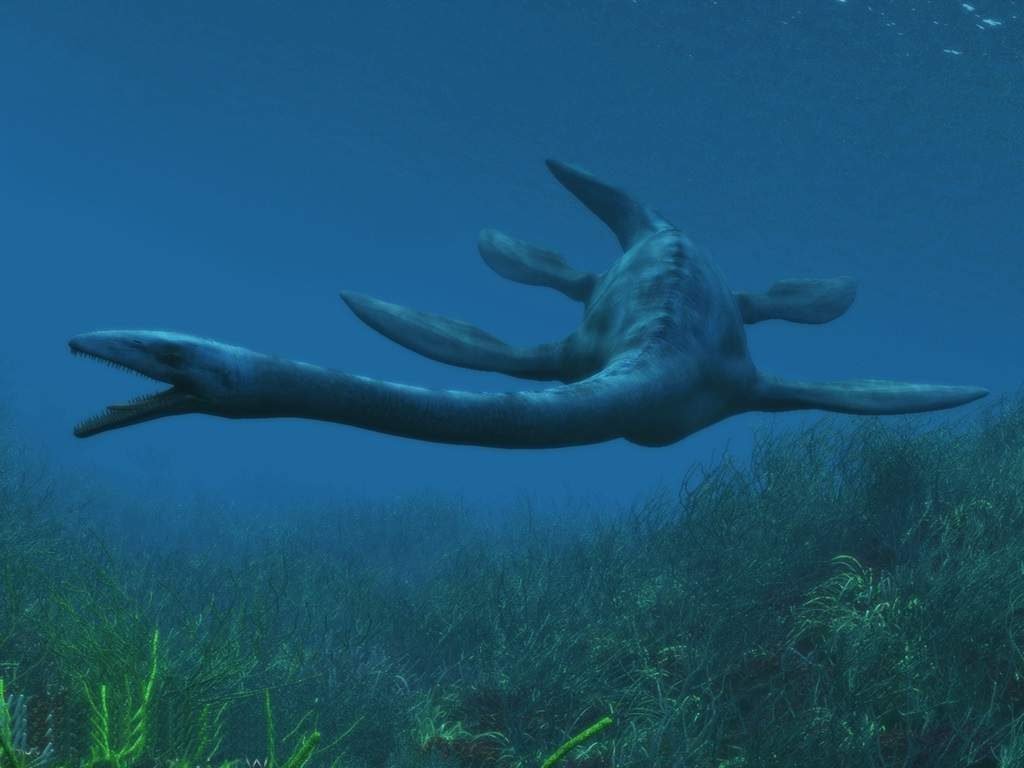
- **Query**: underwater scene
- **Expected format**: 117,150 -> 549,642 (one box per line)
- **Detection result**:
2,1 -> 1023,766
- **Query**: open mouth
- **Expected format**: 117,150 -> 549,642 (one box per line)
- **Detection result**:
69,341 -> 191,438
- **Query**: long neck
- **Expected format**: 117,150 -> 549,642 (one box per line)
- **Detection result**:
243,353 -> 630,448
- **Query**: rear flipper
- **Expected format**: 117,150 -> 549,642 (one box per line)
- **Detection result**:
752,374 -> 988,415
478,229 -> 598,303
736,277 -> 857,325
340,291 -> 566,381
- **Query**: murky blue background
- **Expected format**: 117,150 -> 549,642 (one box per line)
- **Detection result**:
2,1 -> 1020,513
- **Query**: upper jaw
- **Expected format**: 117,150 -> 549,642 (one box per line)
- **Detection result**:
69,331 -> 182,383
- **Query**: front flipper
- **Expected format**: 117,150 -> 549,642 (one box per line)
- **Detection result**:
340,291 -> 565,381
736,277 -> 857,325
478,229 -> 598,303
752,374 -> 988,415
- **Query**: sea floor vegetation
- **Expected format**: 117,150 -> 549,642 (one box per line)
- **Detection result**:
3,395 -> 1024,767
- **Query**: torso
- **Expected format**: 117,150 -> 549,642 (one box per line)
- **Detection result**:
562,230 -> 757,445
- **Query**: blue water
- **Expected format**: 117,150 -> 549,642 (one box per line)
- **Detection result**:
1,1 -> 1020,513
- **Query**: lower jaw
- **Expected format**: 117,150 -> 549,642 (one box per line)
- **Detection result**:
74,388 -> 189,437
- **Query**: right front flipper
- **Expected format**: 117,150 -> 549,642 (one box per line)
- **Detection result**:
340,291 -> 566,381
752,374 -> 988,415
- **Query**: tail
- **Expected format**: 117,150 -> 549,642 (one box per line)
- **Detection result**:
750,374 -> 989,415
544,159 -> 675,252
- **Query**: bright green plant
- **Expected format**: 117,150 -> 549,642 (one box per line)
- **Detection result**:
541,716 -> 613,768
83,629 -> 159,768
264,688 -> 327,768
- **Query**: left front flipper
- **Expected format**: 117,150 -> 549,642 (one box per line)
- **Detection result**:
340,291 -> 567,381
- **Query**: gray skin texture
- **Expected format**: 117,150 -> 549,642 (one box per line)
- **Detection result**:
68,160 -> 989,448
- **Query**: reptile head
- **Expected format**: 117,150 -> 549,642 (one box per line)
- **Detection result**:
69,330 -> 255,437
